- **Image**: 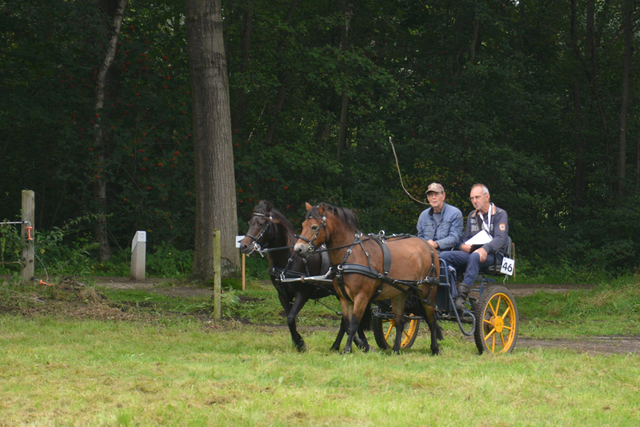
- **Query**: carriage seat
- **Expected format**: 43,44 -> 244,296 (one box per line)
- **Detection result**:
480,236 -> 515,277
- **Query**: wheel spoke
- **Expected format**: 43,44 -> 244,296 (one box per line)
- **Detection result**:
384,322 -> 393,341
484,327 -> 496,341
501,305 -> 511,319
488,301 -> 497,317
494,296 -> 502,314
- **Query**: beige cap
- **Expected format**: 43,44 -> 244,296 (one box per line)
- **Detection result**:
425,182 -> 445,195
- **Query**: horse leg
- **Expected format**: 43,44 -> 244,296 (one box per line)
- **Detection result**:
339,299 -> 359,354
333,316 -> 369,352
330,316 -> 348,352
276,288 -> 308,352
341,315 -> 361,354
422,303 -> 440,355
354,303 -> 372,352
391,294 -> 409,353
344,297 -> 371,353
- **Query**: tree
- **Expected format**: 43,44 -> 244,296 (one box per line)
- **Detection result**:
186,0 -> 239,281
93,0 -> 130,262
617,0 -> 633,206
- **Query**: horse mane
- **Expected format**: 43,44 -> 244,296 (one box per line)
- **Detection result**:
253,200 -> 297,246
307,203 -> 357,231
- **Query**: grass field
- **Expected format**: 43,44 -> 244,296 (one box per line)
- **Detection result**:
1,275 -> 639,426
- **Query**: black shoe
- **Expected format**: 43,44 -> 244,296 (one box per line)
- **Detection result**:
454,283 -> 471,312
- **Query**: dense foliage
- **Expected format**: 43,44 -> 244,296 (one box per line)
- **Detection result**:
1,0 -> 639,274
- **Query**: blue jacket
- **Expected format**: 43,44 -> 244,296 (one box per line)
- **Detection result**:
417,202 -> 463,251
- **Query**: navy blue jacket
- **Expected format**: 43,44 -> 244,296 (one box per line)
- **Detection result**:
462,204 -> 509,254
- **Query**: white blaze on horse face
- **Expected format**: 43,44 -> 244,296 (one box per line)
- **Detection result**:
294,241 -> 310,258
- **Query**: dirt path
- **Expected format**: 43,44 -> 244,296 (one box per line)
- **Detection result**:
93,278 -> 638,355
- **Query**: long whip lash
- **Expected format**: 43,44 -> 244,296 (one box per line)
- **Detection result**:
388,137 -> 428,205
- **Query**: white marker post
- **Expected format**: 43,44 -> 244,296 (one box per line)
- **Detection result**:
130,231 -> 147,281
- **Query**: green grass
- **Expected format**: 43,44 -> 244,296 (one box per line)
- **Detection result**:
1,316 -> 639,426
517,275 -> 640,338
1,275 -> 639,425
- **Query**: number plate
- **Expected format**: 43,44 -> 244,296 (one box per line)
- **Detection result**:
500,257 -> 515,276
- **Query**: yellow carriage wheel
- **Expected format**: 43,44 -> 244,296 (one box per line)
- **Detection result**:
474,285 -> 519,354
372,313 -> 420,350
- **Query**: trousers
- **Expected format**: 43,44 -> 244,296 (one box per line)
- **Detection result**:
439,250 -> 495,288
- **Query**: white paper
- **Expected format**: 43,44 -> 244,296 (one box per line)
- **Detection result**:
465,230 -> 492,246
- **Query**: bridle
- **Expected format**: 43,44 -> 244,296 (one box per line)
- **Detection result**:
245,212 -> 274,255
296,213 -> 327,254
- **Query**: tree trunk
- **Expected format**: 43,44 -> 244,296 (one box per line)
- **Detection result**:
93,0 -> 129,262
570,0 -> 586,205
617,0 -> 633,206
186,0 -> 239,281
635,133 -> 640,195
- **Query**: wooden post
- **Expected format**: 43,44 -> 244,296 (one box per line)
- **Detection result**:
242,253 -> 246,291
213,229 -> 221,322
21,190 -> 35,282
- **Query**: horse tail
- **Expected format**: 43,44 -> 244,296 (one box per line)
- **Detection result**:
359,303 -> 372,331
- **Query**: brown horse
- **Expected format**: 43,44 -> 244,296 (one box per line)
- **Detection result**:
294,202 -> 441,354
239,201 -> 371,352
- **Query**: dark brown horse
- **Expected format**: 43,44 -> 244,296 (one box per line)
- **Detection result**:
294,202 -> 441,354
239,201 -> 370,352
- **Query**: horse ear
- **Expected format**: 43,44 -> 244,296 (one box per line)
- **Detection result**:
305,202 -> 313,211
317,203 -> 326,215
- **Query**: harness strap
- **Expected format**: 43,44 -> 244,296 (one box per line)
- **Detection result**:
367,234 -> 392,276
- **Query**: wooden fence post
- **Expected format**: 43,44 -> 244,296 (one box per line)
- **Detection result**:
21,190 -> 35,282
213,229 -> 221,322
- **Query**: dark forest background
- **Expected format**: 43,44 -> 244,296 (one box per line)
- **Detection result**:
2,0 -> 640,275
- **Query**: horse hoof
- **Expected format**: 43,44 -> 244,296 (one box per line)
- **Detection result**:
295,342 -> 307,352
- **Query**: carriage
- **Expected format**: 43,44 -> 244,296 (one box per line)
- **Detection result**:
371,244 -> 519,355
241,201 -> 519,355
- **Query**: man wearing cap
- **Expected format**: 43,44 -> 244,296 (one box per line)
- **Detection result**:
439,183 -> 509,312
417,183 -> 463,252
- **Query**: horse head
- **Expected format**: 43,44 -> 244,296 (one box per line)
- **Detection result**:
294,202 -> 329,258
295,202 -> 357,258
240,200 -> 293,255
